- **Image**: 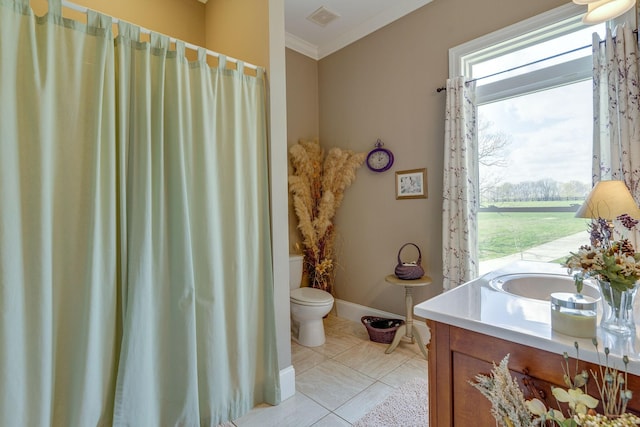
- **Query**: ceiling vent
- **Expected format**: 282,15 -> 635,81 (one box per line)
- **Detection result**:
306,6 -> 340,27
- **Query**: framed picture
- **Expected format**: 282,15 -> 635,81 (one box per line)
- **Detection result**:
396,168 -> 427,200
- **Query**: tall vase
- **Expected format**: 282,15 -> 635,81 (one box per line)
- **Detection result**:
598,280 -> 638,336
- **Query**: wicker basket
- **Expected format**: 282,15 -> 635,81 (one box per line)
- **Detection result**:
361,316 -> 404,344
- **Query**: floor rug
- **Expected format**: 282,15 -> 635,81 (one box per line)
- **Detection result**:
353,377 -> 428,427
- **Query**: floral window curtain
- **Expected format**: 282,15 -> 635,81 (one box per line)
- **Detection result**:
592,25 -> 640,243
442,77 -> 479,291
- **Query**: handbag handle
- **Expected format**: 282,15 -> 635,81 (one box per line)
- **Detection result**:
397,243 -> 422,265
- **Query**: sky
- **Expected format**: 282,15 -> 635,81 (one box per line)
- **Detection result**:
471,19 -> 606,189
478,79 -> 593,186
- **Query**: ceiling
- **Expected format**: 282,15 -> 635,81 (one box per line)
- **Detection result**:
284,0 -> 433,60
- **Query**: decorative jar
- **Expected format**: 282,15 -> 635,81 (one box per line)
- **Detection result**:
550,292 -> 597,338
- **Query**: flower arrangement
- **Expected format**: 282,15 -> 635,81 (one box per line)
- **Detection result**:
564,239 -> 640,294
564,216 -> 640,294
288,139 -> 365,294
471,341 -> 640,426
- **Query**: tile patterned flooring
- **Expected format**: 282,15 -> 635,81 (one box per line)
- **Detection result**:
224,313 -> 428,427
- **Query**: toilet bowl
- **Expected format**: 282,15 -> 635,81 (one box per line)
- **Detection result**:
289,254 -> 334,347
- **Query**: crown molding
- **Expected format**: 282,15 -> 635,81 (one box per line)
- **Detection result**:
285,32 -> 320,60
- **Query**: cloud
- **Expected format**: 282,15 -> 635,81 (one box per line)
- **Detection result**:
479,80 -> 592,185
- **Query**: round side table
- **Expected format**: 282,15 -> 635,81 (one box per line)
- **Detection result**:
384,274 -> 432,359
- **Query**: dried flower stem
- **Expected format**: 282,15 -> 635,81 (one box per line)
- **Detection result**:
471,355 -> 533,427
288,139 -> 365,293
591,340 -> 633,417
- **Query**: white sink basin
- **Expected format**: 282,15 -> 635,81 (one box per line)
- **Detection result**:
489,273 -> 600,301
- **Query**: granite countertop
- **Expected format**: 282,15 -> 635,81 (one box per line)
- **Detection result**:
414,260 -> 640,375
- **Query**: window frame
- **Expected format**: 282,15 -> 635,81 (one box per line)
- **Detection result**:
449,3 -> 607,273
449,3 -> 633,103
453,4 -> 596,106
449,4 -> 586,80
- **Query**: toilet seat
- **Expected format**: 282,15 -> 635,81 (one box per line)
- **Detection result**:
290,287 -> 334,306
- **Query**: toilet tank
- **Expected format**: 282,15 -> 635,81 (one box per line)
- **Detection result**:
289,254 -> 304,290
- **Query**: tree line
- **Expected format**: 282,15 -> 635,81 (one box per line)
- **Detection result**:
482,179 -> 590,203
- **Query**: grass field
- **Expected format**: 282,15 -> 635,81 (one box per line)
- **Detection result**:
478,207 -> 588,261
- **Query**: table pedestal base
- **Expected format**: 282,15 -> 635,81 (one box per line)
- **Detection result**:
382,278 -> 431,360
385,323 -> 428,359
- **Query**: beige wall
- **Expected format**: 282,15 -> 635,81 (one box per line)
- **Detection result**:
285,48 -> 320,251
286,49 -> 320,146
31,0 -> 206,47
205,0 -> 270,67
311,0 -> 568,316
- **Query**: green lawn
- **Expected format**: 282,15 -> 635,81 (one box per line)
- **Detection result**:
478,211 -> 589,261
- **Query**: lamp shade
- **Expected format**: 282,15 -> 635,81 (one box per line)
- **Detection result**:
575,180 -> 640,220
582,0 -> 636,24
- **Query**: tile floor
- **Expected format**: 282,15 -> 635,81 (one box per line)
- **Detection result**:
224,313 -> 429,427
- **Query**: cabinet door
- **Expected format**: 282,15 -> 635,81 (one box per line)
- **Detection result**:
451,352 -> 561,426
428,320 -> 640,426
451,352 -> 498,426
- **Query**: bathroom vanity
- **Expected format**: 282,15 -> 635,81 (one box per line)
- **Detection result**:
414,261 -> 640,426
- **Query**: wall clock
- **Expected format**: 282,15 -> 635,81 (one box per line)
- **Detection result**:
366,139 -> 394,172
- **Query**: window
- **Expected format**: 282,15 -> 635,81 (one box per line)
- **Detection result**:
450,4 -> 607,274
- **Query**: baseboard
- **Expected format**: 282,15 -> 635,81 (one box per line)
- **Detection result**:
334,298 -> 431,345
279,365 -> 296,402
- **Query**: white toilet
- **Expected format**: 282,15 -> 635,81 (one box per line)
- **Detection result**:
289,254 -> 335,347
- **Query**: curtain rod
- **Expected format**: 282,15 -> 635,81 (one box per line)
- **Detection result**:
61,0 -> 259,70
436,43 -> 591,92
437,28 -> 640,92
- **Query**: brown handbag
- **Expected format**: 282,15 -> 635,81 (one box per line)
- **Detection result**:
394,243 -> 425,280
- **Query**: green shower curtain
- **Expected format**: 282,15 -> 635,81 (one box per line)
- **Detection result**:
0,1 -> 279,425
112,22 -> 280,426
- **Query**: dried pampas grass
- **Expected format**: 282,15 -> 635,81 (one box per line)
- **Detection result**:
289,139 -> 365,293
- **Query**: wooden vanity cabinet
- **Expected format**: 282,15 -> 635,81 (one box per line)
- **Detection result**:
427,320 -> 640,426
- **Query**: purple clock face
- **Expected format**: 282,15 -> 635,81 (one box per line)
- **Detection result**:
367,148 -> 394,172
